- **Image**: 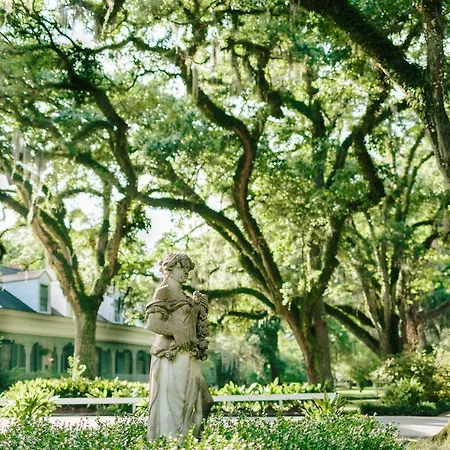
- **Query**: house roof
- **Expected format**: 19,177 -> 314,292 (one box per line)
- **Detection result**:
0,289 -> 35,313
0,269 -> 47,283
51,307 -> 63,316
0,266 -> 22,276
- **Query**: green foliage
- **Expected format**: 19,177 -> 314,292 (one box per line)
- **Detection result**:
67,356 -> 86,381
384,377 -> 425,406
0,414 -> 405,450
212,378 -> 323,396
360,402 -> 450,417
4,377 -> 148,400
211,379 -> 325,414
0,383 -> 58,420
301,393 -> 346,420
372,351 -> 450,405
344,357 -> 378,390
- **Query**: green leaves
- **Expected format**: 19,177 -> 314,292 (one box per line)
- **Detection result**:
0,413 -> 406,450
0,385 -> 58,420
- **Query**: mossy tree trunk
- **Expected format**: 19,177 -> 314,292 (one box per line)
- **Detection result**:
74,307 -> 99,378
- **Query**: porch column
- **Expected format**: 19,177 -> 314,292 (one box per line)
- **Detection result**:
24,343 -> 32,373
131,349 -> 138,379
111,349 -> 116,377
55,344 -> 64,374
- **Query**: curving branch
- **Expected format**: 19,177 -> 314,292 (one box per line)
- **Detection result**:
332,304 -> 376,329
137,193 -> 269,291
187,286 -> 276,311
308,216 -> 345,305
291,0 -> 424,91
325,303 -> 380,355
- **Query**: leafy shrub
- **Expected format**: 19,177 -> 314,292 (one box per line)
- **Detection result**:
0,413 -> 405,450
384,377 -> 425,406
66,356 -> 86,380
210,378 -> 324,414
2,376 -> 148,414
211,378 -> 323,396
4,376 -> 148,399
372,351 -> 450,404
0,383 -> 58,419
301,393 -> 346,420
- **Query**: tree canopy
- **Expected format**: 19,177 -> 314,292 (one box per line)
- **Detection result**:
0,0 -> 448,387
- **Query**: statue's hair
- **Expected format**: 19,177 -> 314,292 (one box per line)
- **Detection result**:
159,253 -> 195,275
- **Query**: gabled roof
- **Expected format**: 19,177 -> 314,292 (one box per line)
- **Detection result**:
0,266 -> 22,276
0,269 -> 47,283
51,307 -> 63,316
0,289 -> 35,313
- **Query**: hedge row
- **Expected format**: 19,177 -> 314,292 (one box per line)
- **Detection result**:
0,414 -> 405,450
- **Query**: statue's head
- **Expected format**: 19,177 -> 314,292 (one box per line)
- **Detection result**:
159,253 -> 195,278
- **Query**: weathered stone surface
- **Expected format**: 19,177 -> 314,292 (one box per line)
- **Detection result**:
145,253 -> 213,441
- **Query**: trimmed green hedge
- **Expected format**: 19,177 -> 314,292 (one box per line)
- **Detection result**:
360,402 -> 450,416
0,414 -> 405,450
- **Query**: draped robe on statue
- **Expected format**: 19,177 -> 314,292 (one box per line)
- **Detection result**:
146,289 -> 212,440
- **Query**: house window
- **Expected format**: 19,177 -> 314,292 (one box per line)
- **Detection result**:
39,284 -> 49,312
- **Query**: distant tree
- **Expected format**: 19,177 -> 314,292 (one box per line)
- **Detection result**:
327,123 -> 450,358
0,133 -> 141,379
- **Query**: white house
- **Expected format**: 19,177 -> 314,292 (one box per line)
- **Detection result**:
0,266 -> 152,382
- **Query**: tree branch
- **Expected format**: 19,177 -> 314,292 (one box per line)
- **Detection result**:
292,0 -> 424,91
184,285 -> 276,311
137,193 -> 269,291
325,303 -> 381,355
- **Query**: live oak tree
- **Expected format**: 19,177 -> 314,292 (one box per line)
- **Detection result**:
121,1 -> 399,384
1,1 -> 447,389
0,0 -> 407,384
0,17 -> 144,376
0,135 -> 141,378
279,2 -> 450,439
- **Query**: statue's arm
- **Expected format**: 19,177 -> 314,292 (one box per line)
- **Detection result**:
146,289 -> 197,346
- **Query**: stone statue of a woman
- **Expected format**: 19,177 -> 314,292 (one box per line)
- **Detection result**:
145,253 -> 213,441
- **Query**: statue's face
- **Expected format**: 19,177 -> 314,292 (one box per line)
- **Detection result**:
170,262 -> 190,284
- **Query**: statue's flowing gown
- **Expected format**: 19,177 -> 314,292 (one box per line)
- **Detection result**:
147,346 -> 206,439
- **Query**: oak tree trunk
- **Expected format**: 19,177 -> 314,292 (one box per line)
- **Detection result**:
288,300 -> 333,386
74,306 -> 99,379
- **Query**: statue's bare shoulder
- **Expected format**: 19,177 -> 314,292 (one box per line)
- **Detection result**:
152,284 -> 172,303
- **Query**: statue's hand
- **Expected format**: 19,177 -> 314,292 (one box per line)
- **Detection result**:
193,290 -> 208,304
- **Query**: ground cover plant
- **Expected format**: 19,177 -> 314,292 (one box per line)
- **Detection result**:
0,413 -> 405,450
